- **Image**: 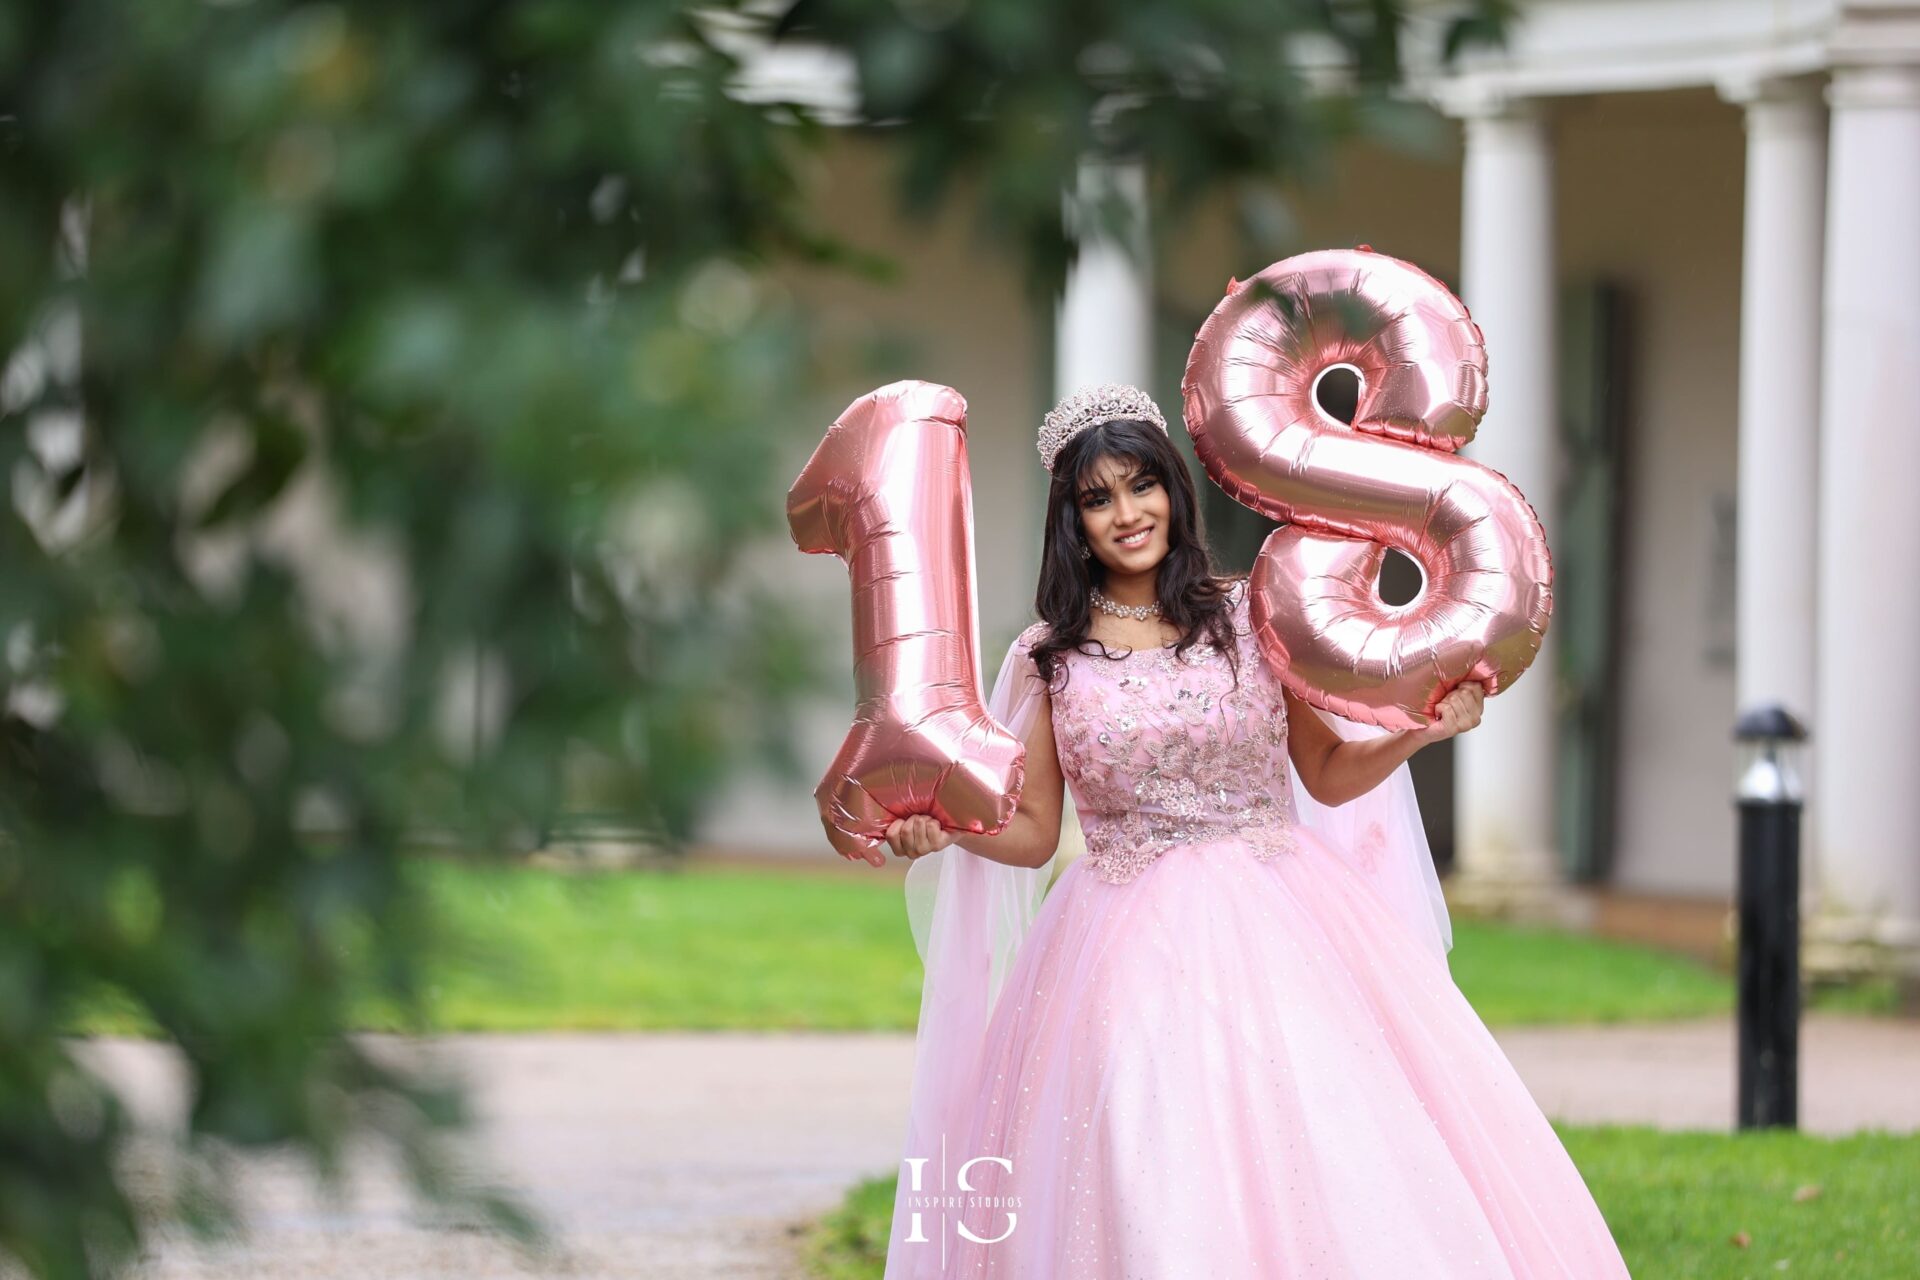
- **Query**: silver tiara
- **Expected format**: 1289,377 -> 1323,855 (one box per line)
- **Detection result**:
1038,383 -> 1169,473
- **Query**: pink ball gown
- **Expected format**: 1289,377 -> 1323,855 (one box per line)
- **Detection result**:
883,579 -> 1630,1278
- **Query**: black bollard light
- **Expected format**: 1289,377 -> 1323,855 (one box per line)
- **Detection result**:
1733,704 -> 1809,1131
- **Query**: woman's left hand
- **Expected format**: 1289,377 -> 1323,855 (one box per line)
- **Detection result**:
1413,681 -> 1486,742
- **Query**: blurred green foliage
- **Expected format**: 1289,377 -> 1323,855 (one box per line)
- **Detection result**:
0,0 -> 1503,1275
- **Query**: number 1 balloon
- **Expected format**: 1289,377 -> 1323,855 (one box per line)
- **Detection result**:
787,380 -> 1026,855
1181,247 -> 1553,731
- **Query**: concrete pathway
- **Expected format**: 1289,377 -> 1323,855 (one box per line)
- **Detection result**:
1492,1015 -> 1920,1134
80,1014 -> 1918,1279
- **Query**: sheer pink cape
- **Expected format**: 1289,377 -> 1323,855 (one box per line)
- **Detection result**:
883,626 -> 1452,1279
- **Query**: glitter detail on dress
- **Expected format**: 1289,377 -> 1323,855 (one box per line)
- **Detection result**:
1033,580 -> 1302,885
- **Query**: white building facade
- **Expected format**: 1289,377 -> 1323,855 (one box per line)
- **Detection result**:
706,0 -> 1920,979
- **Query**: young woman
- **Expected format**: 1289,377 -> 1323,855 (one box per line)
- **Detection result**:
852,384 -> 1629,1278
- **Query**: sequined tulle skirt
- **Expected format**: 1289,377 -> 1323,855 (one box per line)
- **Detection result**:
912,828 -> 1631,1279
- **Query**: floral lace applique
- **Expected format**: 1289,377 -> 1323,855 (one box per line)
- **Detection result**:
1039,582 -> 1302,885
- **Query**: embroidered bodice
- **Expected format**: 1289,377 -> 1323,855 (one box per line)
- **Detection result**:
1026,579 -> 1301,885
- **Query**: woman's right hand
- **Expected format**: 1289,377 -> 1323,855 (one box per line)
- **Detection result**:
885,814 -> 955,861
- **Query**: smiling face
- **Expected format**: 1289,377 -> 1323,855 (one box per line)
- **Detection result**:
1076,452 -> 1173,574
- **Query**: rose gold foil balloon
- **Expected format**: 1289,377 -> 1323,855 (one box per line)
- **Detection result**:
1181,247 -> 1553,731
787,380 -> 1026,857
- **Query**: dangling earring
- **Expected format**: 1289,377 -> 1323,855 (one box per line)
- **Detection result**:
1078,540 -> 1091,560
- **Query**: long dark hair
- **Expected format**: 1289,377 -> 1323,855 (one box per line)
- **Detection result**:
1028,417 -> 1243,691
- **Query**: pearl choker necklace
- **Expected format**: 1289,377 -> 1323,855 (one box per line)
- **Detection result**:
1090,587 -> 1161,621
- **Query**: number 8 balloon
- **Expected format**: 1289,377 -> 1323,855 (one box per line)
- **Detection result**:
1181,247 -> 1553,731
787,380 -> 1026,856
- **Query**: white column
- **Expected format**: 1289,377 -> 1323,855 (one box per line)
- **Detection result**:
1452,100 -> 1572,918
1810,64 -> 1920,978
1051,155 -> 1153,872
1055,156 -> 1153,398
1725,78 -> 1826,722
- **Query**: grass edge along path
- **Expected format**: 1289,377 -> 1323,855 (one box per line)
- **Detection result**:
75,860 -> 1898,1035
800,1125 -> 1920,1280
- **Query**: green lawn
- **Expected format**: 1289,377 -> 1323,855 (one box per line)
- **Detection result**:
1447,917 -> 1734,1026
803,1127 -> 1920,1279
75,859 -> 1899,1034
398,859 -> 927,1031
